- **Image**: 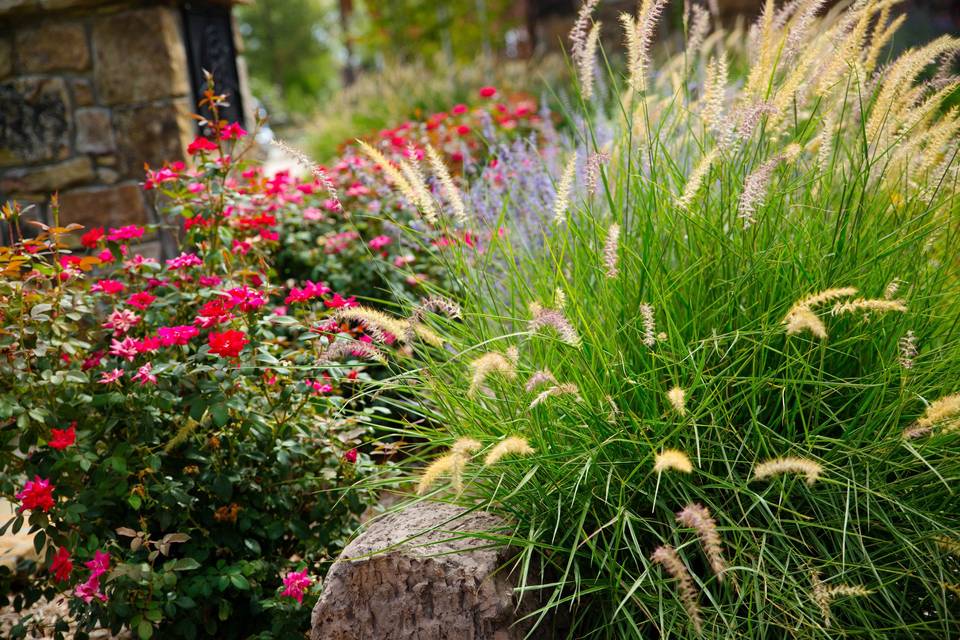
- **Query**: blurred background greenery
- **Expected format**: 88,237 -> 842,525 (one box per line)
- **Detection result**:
236,0 -> 959,159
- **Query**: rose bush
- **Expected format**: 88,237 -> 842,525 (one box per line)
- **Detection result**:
272,87 -> 556,302
0,90 -> 406,639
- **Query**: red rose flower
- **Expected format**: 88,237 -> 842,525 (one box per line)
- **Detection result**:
50,547 -> 73,582
80,227 -> 105,248
479,86 -> 497,98
81,351 -> 104,371
220,122 -> 248,140
323,293 -> 357,309
187,136 -> 218,155
194,299 -> 235,328
15,476 -> 55,513
208,330 -> 249,358
49,422 -> 76,450
127,291 -> 157,310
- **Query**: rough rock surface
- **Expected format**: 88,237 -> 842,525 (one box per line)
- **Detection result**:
91,6 -> 189,106
311,502 -> 552,640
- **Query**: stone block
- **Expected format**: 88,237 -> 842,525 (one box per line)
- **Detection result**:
113,99 -> 193,179
96,167 -> 118,184
0,1 -> 113,17
0,156 -> 93,193
311,502 -> 558,640
92,7 -> 189,106
70,78 -> 95,106
59,181 -> 146,231
0,36 -> 11,80
0,77 -> 71,167
16,21 -> 89,73
75,107 -> 114,154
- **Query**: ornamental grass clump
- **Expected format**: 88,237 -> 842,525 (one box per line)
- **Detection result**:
374,0 -> 960,636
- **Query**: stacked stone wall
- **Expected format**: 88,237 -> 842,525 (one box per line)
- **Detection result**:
0,1 -> 216,251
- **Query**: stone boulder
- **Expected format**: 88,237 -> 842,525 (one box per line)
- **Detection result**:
311,502 -> 555,640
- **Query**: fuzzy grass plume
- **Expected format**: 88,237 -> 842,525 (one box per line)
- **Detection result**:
830,298 -> 908,317
272,139 -> 342,211
811,571 -> 872,628
640,303 -> 657,347
484,436 -> 535,466
334,306 -> 411,344
676,503 -> 728,582
783,287 -> 858,339
752,456 -> 823,486
569,0 -> 601,64
603,223 -> 620,278
685,4 -> 710,59
654,449 -> 694,474
622,0 -> 669,93
417,437 -> 482,495
467,349 -> 518,397
651,545 -> 703,633
425,143 -> 467,224
898,330 -> 917,369
530,382 -> 581,409
578,22 -> 603,100
677,148 -> 718,209
904,392 -> 960,438
318,338 -> 386,364
406,295 -> 461,343
552,154 -> 578,224
586,150 -> 609,195
667,386 -> 687,417
529,303 -> 581,347
416,454 -> 459,495
357,140 -> 437,223
525,369 -> 558,393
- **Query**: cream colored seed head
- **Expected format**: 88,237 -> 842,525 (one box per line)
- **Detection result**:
654,449 -> 694,474
667,386 -> 687,417
467,351 -> 518,397
451,437 -> 482,456
484,437 -> 535,466
752,456 -> 823,486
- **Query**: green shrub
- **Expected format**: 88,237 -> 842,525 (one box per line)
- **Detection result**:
303,54 -> 566,161
275,88 -> 554,303
371,2 -> 960,637
0,94 -> 388,639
